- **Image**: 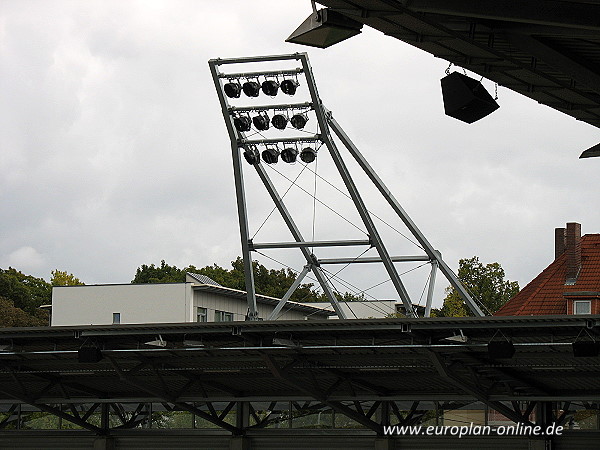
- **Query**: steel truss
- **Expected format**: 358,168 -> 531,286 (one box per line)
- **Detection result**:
1,317 -> 599,439
0,398 -> 591,437
209,53 -> 483,319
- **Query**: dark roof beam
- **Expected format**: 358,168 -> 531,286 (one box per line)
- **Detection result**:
400,0 -> 600,31
503,33 -> 600,94
106,356 -> 242,434
261,352 -> 384,433
0,388 -> 103,434
427,350 -> 534,424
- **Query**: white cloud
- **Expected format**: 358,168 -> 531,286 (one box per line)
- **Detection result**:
4,246 -> 46,271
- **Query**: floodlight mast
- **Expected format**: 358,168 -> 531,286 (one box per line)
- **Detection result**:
208,53 -> 484,320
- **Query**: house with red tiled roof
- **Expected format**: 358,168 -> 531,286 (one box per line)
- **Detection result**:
496,222 -> 600,316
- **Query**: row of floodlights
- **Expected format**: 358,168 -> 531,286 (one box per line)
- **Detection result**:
233,111 -> 309,132
243,146 -> 317,165
225,79 -> 299,99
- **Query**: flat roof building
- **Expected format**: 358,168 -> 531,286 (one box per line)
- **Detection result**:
51,272 -> 332,326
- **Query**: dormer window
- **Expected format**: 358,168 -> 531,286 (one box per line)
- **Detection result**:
573,300 -> 592,315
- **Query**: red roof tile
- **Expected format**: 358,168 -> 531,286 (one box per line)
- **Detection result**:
495,234 -> 600,316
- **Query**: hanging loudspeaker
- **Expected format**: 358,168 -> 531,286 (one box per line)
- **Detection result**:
441,72 -> 499,124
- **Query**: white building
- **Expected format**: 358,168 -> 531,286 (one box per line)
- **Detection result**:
300,300 -> 396,319
51,273 -> 332,326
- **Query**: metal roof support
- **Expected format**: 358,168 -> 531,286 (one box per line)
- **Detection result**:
299,55 -> 417,319
425,261 -> 438,317
210,52 -> 486,318
107,356 -> 242,434
328,116 -> 484,316
209,59 -> 258,321
254,164 -> 347,319
261,353 -> 383,434
268,265 -> 311,320
0,388 -> 103,434
427,350 -> 530,424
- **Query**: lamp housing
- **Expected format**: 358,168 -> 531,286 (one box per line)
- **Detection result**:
286,8 -> 363,49
233,115 -> 252,132
271,114 -> 288,130
300,147 -> 317,163
291,113 -> 309,130
281,79 -> 299,95
242,81 -> 261,97
261,80 -> 279,96
262,147 -> 280,164
281,147 -> 299,163
252,112 -> 270,131
224,82 -> 242,98
243,147 -> 260,165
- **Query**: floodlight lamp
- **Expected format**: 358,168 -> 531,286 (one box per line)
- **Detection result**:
242,81 -> 261,97
261,80 -> 279,96
243,147 -> 260,165
286,8 -> 363,49
271,114 -> 288,130
580,143 -> 600,159
233,115 -> 252,132
281,147 -> 298,163
273,337 -> 298,347
224,81 -> 242,98
281,79 -> 299,95
300,147 -> 317,163
291,113 -> 308,130
252,112 -> 270,131
145,336 -> 167,347
262,147 -> 280,164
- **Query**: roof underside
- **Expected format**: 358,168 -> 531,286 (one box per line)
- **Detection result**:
318,0 -> 600,131
1,316 -> 599,405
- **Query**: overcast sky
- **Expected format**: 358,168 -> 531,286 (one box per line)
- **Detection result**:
1,1 -> 599,310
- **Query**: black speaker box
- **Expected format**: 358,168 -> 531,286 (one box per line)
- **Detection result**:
78,347 -> 103,363
441,72 -> 499,123
572,341 -> 600,357
487,341 -> 515,359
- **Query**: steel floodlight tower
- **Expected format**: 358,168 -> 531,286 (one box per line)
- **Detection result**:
209,53 -> 484,320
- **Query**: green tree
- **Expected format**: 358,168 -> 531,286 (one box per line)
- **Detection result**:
50,269 -> 84,286
0,296 -> 47,327
132,258 -> 367,303
0,267 -> 52,315
132,260 -> 184,284
433,257 -> 519,317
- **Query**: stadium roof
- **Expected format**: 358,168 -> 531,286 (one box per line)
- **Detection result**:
1,316 -> 599,411
318,0 -> 600,132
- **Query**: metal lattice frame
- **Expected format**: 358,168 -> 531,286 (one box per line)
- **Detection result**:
208,53 -> 483,319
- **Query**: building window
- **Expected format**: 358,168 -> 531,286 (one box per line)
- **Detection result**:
112,312 -> 121,324
574,300 -> 592,315
196,307 -> 207,322
215,310 -> 234,322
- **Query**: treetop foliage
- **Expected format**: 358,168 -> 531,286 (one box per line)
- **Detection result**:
0,268 -> 52,327
432,256 -> 519,317
50,269 -> 84,286
132,258 -> 336,303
